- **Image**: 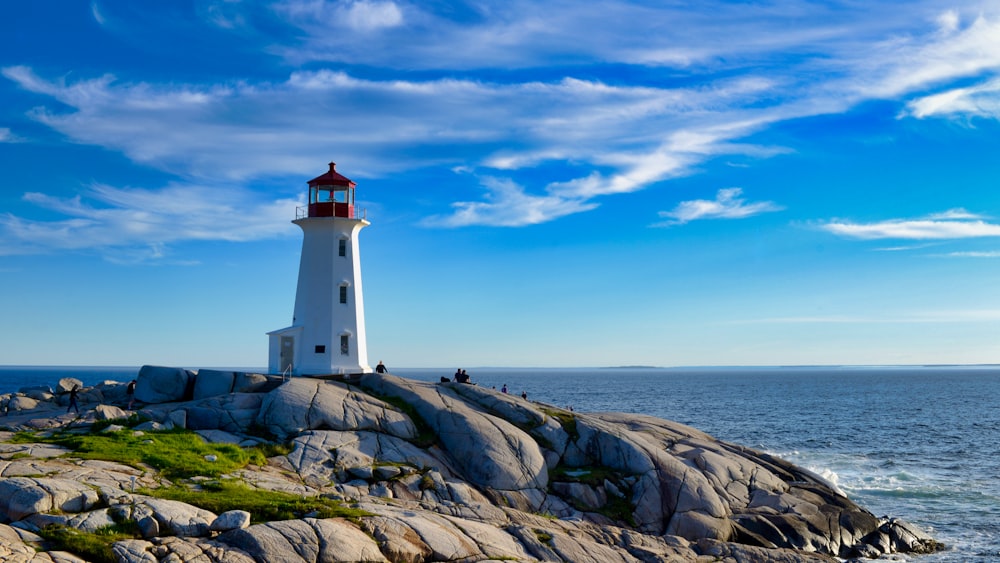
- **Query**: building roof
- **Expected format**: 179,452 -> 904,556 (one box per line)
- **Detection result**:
308,162 -> 355,188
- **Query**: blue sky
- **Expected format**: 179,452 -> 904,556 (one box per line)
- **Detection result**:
3,1 -> 1000,368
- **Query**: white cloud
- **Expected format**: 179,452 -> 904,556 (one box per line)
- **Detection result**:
936,10 -> 960,34
655,188 -> 783,226
0,182 -> 300,260
6,4 -> 1000,235
906,77 -> 1000,119
0,127 -> 23,143
273,0 -> 402,32
344,1 -> 402,31
855,13 -> 1000,100
1,64 -> 786,229
927,208 -> 983,220
423,177 -> 598,228
90,1 -> 106,26
821,212 -> 1000,240
939,250 -> 1000,258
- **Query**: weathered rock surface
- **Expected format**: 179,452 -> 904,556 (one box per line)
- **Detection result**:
219,518 -> 389,562
361,374 -> 549,493
0,367 -> 943,562
135,365 -> 193,404
257,377 -> 419,440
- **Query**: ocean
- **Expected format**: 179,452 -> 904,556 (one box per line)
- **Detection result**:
2,364 -> 998,561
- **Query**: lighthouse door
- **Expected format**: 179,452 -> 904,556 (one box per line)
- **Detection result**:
279,336 -> 295,374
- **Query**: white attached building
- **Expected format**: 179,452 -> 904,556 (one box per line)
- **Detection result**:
268,163 -> 372,375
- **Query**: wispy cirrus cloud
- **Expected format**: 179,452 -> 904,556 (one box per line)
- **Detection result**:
5,2 -> 1000,241
423,176 -> 598,228
820,209 -> 1000,240
654,188 -> 783,227
906,77 -> 1000,119
274,0 -> 403,32
0,182 -> 300,261
936,250 -> 1000,258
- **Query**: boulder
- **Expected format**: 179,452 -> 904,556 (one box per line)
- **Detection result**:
56,378 -> 83,394
94,380 -> 130,403
210,510 -> 251,532
0,477 -> 101,522
130,497 -> 217,537
113,537 -> 258,563
7,396 -> 39,412
218,518 -> 388,562
18,387 -> 53,401
192,370 -> 236,399
233,372 -> 275,393
135,365 -> 193,404
94,404 -> 129,421
24,508 -> 117,533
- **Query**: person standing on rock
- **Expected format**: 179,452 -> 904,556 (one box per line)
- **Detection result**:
67,385 -> 80,414
375,361 -> 387,374
127,379 -> 137,410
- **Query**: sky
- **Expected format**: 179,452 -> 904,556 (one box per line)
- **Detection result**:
2,0 -> 1000,369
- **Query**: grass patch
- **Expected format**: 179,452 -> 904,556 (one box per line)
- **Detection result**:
15,428 -> 264,479
368,393 -> 437,448
418,473 -> 436,491
254,441 -> 294,458
549,464 -> 620,487
600,494 -> 636,527
38,522 -> 139,563
91,413 -> 149,433
146,480 -> 371,523
549,464 -> 637,526
539,408 -> 578,441
533,528 -> 553,543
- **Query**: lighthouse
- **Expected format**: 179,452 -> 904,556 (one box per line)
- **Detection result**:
267,163 -> 372,376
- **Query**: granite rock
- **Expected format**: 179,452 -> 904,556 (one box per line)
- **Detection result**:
0,367 -> 943,563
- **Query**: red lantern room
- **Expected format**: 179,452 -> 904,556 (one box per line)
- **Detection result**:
306,162 -> 357,218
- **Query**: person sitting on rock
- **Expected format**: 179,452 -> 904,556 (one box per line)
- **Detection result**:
375,361 -> 387,374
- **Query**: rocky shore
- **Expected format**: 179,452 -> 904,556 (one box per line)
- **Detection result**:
0,366 -> 943,562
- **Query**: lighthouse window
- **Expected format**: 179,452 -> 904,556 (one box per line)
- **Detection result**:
314,345 -> 326,354
339,286 -> 348,304
338,239 -> 347,257
340,335 -> 349,355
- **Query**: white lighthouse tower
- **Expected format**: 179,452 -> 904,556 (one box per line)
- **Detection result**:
267,162 -> 372,376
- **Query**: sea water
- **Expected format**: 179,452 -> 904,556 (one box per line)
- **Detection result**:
2,364 -> 997,561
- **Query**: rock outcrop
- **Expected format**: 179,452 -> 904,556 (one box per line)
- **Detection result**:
0,367 -> 943,562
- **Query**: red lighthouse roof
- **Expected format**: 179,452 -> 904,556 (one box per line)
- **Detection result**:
308,162 -> 355,188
